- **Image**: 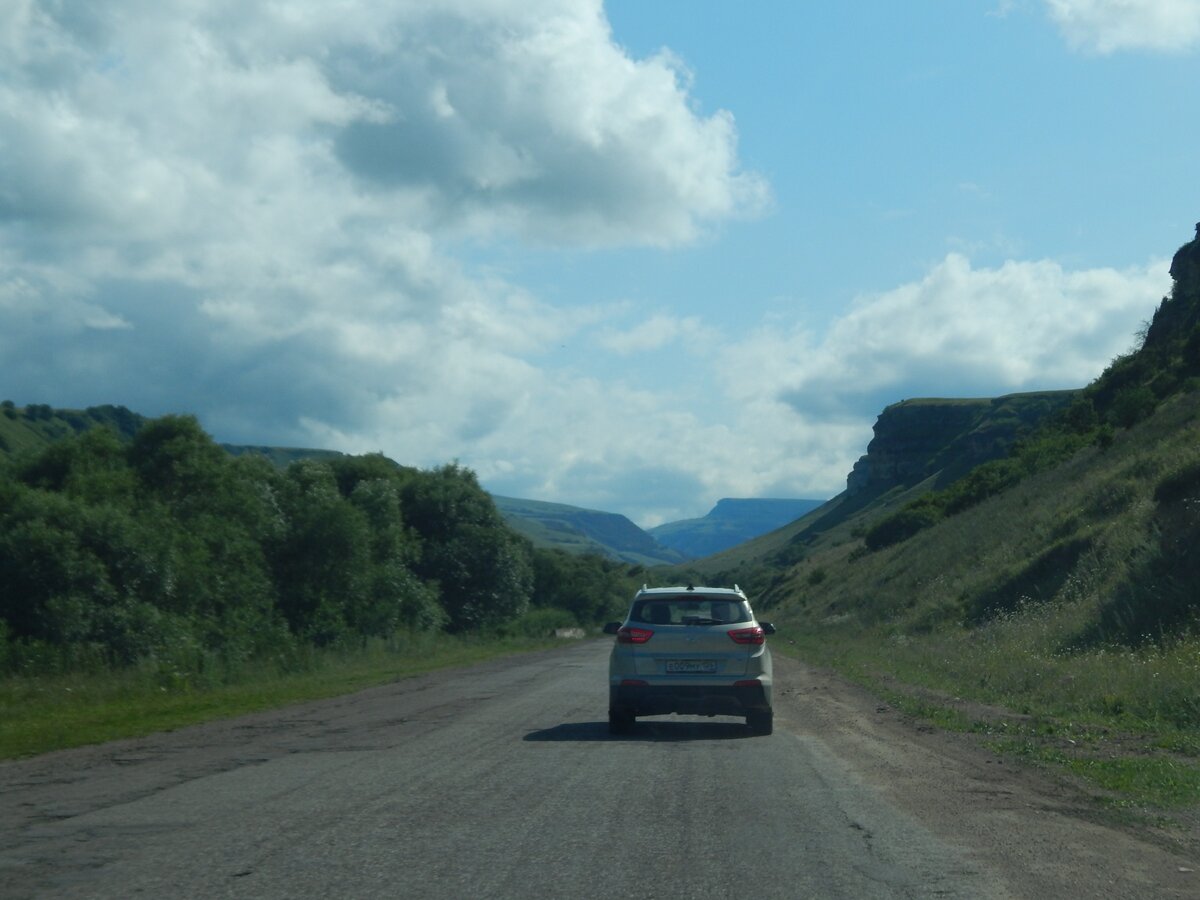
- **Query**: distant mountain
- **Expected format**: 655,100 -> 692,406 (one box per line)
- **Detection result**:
492,495 -> 686,567
649,498 -> 826,559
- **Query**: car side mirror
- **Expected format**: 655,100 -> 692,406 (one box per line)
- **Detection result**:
760,622 -> 776,635
602,622 -> 621,635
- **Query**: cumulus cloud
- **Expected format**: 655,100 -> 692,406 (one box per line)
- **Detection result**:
470,253 -> 1173,523
3,1 -> 1183,526
1045,0 -> 1200,52
595,313 -> 718,355
736,254 -> 1171,425
0,0 -> 766,523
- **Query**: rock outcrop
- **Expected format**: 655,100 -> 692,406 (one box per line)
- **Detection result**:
846,391 -> 1079,497
1145,222 -> 1200,348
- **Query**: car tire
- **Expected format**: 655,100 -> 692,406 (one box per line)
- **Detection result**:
609,709 -> 635,735
747,709 -> 773,735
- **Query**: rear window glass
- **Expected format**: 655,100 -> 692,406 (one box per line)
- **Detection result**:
630,596 -> 751,625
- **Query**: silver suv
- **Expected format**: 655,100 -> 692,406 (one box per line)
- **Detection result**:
603,584 -> 775,735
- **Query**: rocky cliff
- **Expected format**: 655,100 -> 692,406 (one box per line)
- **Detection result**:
1144,221 -> 1200,349
846,391 -> 1079,497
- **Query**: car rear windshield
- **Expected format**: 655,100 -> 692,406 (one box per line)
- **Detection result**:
630,596 -> 752,626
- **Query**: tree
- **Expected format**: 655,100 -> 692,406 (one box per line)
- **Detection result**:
128,415 -> 228,506
401,464 -> 532,631
271,461 -> 371,644
346,477 -> 444,635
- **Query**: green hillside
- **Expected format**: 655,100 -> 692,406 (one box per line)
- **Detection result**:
0,403 -> 352,473
222,444 -> 346,468
649,497 -> 826,558
690,389 -> 1081,577
682,223 -> 1200,814
492,495 -> 685,566
0,403 -> 146,458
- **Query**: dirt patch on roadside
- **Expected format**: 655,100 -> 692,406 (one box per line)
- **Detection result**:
862,667 -> 1200,846
772,652 -> 1199,898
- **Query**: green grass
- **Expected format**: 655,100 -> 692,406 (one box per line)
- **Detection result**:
0,633 -> 561,759
769,391 -> 1200,809
777,624 -> 1200,810
989,738 -> 1200,809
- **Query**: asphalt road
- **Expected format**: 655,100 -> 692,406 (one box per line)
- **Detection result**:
2,640 -> 1196,899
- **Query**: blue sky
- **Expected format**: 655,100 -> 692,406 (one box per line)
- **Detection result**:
3,1 -> 1199,525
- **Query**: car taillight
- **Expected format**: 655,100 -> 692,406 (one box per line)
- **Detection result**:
728,626 -> 765,645
617,626 -> 654,644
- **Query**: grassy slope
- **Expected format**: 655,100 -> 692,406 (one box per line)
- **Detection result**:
760,389 -> 1200,812
0,404 -> 145,459
688,397 -> 1079,589
222,444 -> 346,467
493,495 -> 683,566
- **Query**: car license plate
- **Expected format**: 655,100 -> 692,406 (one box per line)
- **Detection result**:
666,659 -> 717,674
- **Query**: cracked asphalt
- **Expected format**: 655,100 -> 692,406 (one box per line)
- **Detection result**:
1,640 -> 1195,898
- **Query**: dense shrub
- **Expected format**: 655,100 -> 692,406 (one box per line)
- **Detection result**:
864,496 -> 944,551
529,548 -> 635,624
1084,503 -> 1200,646
1,416 -> 633,672
1110,385 -> 1157,428
1153,460 -> 1200,504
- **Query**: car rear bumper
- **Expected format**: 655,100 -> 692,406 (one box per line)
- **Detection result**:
610,681 -> 771,718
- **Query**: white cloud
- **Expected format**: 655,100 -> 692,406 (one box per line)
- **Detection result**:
595,313 -> 718,355
2,1 -> 1185,527
1045,0 -> 1200,52
0,0 -> 765,525
471,252 -> 1175,521
736,254 -> 1171,424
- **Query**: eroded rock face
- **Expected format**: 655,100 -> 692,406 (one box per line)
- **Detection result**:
1143,222 -> 1200,352
847,401 -> 986,494
845,222 -> 1200,502
846,392 -> 1078,497
1168,222 -> 1200,286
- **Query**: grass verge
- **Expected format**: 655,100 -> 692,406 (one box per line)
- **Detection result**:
0,633 -> 560,760
777,630 -> 1200,814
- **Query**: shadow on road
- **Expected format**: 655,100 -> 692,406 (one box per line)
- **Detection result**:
524,719 -> 756,742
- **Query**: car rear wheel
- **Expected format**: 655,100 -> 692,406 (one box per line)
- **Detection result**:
747,709 -> 773,735
609,709 -> 635,735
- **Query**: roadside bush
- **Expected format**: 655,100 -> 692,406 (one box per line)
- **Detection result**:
502,606 -> 579,638
942,458 -> 1023,514
529,548 -> 635,625
1110,385 -> 1157,428
1153,460 -> 1200,504
864,496 -> 944,551
0,412 -> 585,674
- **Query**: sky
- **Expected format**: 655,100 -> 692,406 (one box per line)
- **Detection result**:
3,1 -> 1199,527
